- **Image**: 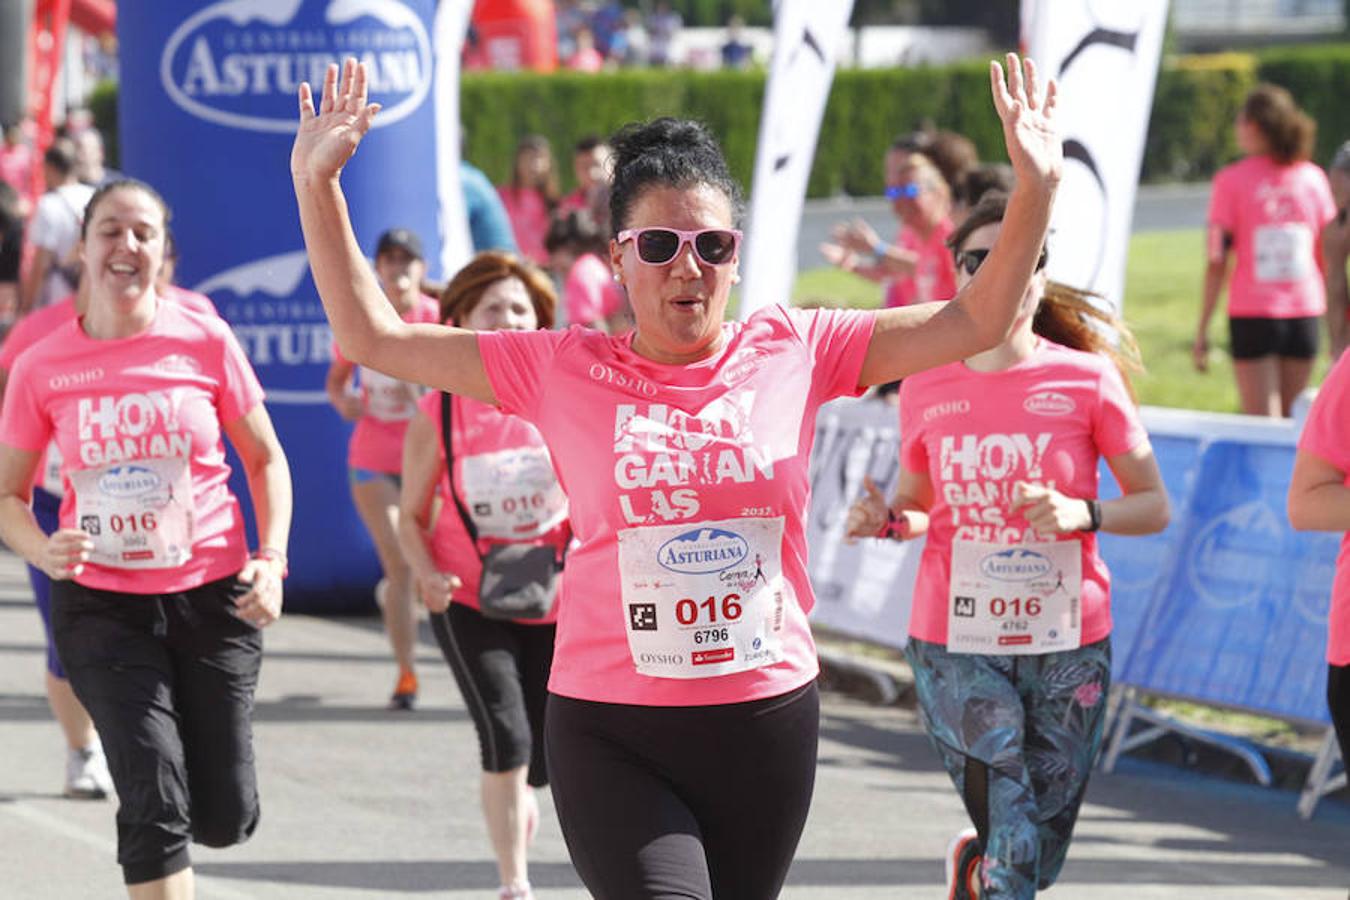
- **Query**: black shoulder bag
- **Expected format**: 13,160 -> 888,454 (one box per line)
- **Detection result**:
439,392 -> 562,620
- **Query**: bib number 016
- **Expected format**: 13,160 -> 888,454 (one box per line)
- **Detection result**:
109,512 -> 158,534
989,596 -> 1042,617
674,593 -> 743,626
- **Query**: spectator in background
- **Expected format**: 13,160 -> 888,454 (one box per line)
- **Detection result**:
0,120 -> 35,215
823,150 -> 957,309
544,209 -> 627,332
590,0 -> 626,57
566,27 -> 605,73
498,135 -> 560,267
559,136 -> 612,234
555,0 -> 588,62
608,9 -> 649,67
1324,141 -> 1350,359
0,182 -> 21,328
73,128 -> 122,188
1194,84 -> 1336,417
720,16 -> 754,70
646,1 -> 683,67
18,140 -> 94,316
925,130 -> 980,205
463,159 -> 519,254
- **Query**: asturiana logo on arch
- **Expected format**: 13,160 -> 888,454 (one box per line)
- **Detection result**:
161,0 -> 432,133
658,528 -> 749,575
979,548 -> 1054,582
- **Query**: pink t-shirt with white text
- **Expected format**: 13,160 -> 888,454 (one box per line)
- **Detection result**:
334,295 -> 440,472
416,391 -> 568,623
1295,350 -> 1350,664
564,253 -> 625,328
0,301 -> 265,594
885,218 -> 957,309
478,303 -> 874,705
900,340 -> 1149,647
1209,156 -> 1336,319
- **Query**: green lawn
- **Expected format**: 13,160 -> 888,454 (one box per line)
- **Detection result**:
791,229 -> 1332,413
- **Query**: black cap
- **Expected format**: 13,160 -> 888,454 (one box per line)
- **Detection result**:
375,228 -> 424,260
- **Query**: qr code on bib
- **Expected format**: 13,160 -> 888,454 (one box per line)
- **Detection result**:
628,603 -> 657,631
80,515 -> 101,536
953,596 -> 975,618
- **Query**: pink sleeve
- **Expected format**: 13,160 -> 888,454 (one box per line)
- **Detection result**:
0,314 -> 38,371
1208,167 -> 1236,232
476,328 -> 564,422
565,256 -> 608,326
1092,363 -> 1149,459
1300,352 -> 1350,472
787,306 -> 876,401
0,355 -> 52,452
897,378 -> 928,472
216,324 -> 266,422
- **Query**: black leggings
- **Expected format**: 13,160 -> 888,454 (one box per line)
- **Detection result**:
51,575 -> 262,885
1329,663 -> 1350,767
545,680 -> 819,900
431,603 -> 554,786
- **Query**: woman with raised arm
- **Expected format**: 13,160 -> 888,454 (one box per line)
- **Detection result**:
845,190 -> 1169,899
293,54 -> 1060,900
0,178 -> 291,899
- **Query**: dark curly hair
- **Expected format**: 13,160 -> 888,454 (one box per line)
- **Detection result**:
607,117 -> 744,237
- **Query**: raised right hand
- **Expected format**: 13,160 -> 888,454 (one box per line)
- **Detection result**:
41,528 -> 92,580
291,58 -> 381,182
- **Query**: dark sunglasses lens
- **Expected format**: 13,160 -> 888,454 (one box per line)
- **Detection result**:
1036,250 -> 1047,271
695,231 -> 736,264
960,249 -> 989,276
636,229 -> 680,263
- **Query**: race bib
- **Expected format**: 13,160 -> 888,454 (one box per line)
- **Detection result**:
1254,223 -> 1313,283
948,539 -> 1082,655
459,446 -> 567,540
360,367 -> 420,422
70,457 -> 194,569
618,516 -> 789,679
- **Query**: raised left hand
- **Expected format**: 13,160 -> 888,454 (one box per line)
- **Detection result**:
990,53 -> 1062,191
1012,481 -> 1091,535
235,558 -> 284,627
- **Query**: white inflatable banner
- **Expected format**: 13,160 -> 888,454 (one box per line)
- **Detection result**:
1021,0 -> 1169,313
740,0 -> 854,319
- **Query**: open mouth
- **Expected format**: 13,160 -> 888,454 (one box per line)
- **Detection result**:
108,262 -> 139,277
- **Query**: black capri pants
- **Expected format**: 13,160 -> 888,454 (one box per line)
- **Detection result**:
545,680 -> 820,900
1330,664 -> 1350,769
51,574 -> 263,885
431,603 -> 555,787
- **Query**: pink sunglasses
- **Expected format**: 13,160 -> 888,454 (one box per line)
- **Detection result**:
616,227 -> 742,266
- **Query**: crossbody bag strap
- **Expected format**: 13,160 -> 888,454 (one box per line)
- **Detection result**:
440,392 -> 484,556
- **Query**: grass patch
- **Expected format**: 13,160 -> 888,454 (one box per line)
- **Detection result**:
791,228 -> 1332,413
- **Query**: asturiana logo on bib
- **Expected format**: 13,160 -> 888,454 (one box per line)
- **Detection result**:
658,528 -> 749,575
1023,390 -> 1075,417
98,465 -> 163,497
979,548 -> 1053,582
161,0 -> 432,134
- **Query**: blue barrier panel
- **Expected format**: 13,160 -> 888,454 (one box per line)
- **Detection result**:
1120,440 -> 1340,723
1097,432 -> 1203,678
118,1 -> 445,609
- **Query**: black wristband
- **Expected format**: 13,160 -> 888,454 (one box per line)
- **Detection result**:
1083,499 -> 1103,533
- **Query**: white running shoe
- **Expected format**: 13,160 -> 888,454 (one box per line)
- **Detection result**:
945,827 -> 981,900
64,744 -> 112,800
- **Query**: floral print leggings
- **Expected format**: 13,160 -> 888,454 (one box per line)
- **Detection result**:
906,637 -> 1111,899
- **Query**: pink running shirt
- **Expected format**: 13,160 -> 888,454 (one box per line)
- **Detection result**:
899,340 -> 1149,647
416,391 -> 568,623
333,294 -> 440,472
1296,351 -> 1350,664
564,253 -> 625,328
1209,156 -> 1337,319
0,301 -> 265,594
885,218 -> 957,309
478,303 -> 874,705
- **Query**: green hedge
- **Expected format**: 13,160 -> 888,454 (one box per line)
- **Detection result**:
90,43 -> 1350,196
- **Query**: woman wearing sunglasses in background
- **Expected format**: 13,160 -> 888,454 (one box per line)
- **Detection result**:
823,148 -> 959,310
293,54 -> 1061,899
845,191 -> 1169,899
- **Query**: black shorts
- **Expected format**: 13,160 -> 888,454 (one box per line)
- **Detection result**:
431,603 -> 554,787
545,681 -> 819,900
51,574 -> 263,885
1330,664 -> 1350,770
1228,316 -> 1320,360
